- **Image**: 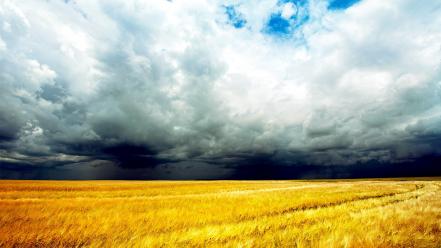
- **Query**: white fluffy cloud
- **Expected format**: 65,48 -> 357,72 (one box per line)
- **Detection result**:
1,0 -> 441,171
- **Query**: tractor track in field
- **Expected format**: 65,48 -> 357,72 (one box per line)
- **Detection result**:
125,183 -> 432,240
150,184 -> 435,244
203,186 -> 437,245
349,182 -> 441,215
233,184 -> 428,221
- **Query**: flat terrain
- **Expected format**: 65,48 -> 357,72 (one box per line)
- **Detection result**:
0,179 -> 440,247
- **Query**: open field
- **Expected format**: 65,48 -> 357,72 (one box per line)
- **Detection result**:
0,179 -> 440,247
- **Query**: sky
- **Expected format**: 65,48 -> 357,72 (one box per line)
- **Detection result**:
1,0 -> 441,179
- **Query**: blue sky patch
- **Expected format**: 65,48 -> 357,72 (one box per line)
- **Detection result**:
263,0 -> 309,38
328,0 -> 361,10
266,14 -> 292,35
224,5 -> 246,29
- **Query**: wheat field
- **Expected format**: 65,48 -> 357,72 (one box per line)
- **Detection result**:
0,179 -> 440,247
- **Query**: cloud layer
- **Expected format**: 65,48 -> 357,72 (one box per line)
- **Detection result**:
1,0 -> 441,178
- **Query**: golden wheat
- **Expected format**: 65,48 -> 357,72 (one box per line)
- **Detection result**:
0,179 -> 440,247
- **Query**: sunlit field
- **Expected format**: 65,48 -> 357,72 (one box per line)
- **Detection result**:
0,179 -> 440,247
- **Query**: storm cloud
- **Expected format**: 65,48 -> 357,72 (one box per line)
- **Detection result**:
1,0 -> 441,179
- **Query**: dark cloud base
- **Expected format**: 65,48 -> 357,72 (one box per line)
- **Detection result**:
2,155 -> 441,180
229,156 -> 441,180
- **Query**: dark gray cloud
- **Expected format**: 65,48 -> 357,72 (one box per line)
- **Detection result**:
1,0 -> 441,179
